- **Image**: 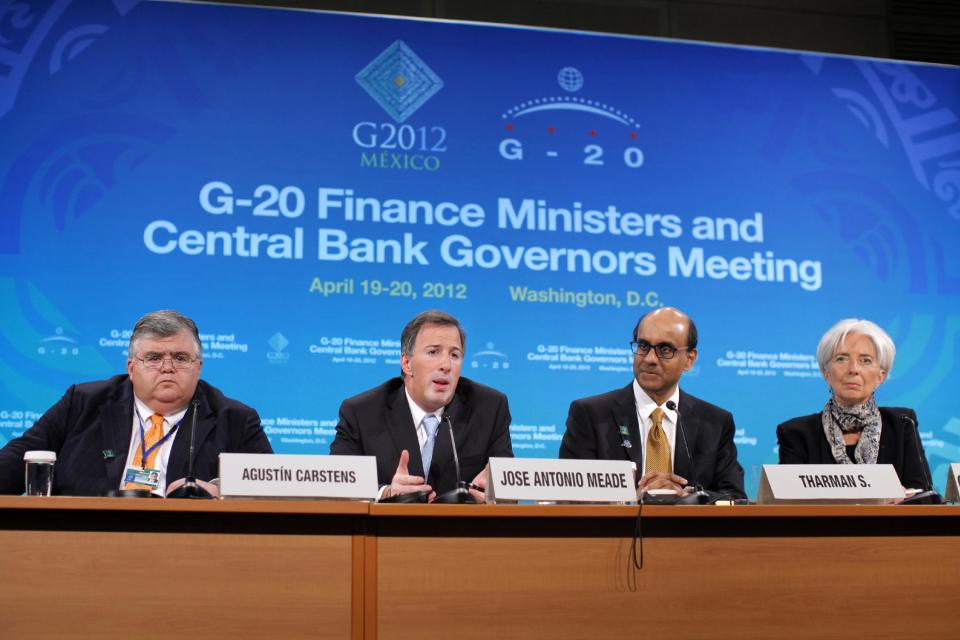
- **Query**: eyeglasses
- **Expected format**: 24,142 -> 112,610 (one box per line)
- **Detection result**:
134,352 -> 200,370
629,340 -> 691,360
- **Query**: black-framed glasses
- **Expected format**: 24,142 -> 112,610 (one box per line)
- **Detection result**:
134,352 -> 200,370
629,340 -> 690,360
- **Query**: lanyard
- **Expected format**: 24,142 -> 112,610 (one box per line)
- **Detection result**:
135,410 -> 182,468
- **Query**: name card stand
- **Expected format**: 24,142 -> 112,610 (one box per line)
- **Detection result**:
219,453 -> 379,500
945,463 -> 960,503
488,457 -> 636,504
758,464 -> 904,505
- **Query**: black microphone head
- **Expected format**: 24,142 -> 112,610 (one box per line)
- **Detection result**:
665,400 -> 677,411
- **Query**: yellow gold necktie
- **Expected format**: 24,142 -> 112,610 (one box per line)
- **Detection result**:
124,413 -> 164,489
646,407 -> 671,474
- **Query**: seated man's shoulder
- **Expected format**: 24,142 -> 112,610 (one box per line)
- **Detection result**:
680,391 -> 734,421
456,376 -> 507,402
341,377 -> 405,407
570,385 -> 631,409
198,379 -> 255,414
67,374 -> 133,401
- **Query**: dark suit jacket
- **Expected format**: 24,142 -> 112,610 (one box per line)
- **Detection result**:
330,376 -> 513,494
776,407 -> 932,490
559,384 -> 746,499
0,375 -> 272,496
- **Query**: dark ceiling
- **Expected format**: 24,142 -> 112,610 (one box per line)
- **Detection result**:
200,0 -> 960,67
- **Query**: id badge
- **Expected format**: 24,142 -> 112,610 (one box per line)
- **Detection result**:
123,467 -> 161,489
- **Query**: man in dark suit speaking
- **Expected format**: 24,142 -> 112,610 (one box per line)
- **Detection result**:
0,310 -> 271,496
331,310 -> 513,502
560,307 -> 745,500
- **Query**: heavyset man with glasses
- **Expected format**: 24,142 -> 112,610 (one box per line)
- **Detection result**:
0,310 -> 271,496
559,307 -> 746,500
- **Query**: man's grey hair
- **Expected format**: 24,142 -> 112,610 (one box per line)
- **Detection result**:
816,318 -> 895,373
128,310 -> 202,357
400,311 -> 465,376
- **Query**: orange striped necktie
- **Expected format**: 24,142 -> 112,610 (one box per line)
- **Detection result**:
646,407 -> 671,474
123,413 -> 164,490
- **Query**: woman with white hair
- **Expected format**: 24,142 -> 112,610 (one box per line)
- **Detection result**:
776,319 -> 932,489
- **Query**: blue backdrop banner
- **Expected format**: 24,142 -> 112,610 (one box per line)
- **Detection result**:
1,0 -> 959,496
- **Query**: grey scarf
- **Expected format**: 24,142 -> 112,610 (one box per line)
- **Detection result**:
821,396 -> 881,465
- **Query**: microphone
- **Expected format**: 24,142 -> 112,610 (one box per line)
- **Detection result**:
666,400 -> 709,505
433,413 -> 478,504
899,414 -> 942,505
167,400 -> 213,499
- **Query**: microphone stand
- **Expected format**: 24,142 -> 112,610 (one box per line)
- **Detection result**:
167,400 -> 213,499
898,414 -> 941,505
668,400 -> 710,505
434,414 -> 477,504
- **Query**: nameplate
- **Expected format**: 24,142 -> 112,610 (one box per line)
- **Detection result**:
219,453 -> 378,500
757,464 -> 904,504
487,457 -> 636,504
946,463 -> 960,503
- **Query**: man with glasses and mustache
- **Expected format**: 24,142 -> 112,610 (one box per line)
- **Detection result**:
560,307 -> 745,501
0,310 -> 271,496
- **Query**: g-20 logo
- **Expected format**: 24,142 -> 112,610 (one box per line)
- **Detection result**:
353,40 -> 448,172
499,67 -> 645,169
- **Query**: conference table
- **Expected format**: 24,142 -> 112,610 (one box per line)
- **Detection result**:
1,496 -> 957,639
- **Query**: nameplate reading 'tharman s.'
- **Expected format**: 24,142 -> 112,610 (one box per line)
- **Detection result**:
487,457 -> 636,503
219,453 -> 378,500
758,464 -> 904,504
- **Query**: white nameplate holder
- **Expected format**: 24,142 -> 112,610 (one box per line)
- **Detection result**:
945,463 -> 960,503
757,464 -> 904,504
487,457 -> 636,504
219,453 -> 378,500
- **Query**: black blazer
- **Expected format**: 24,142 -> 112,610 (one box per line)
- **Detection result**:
559,384 -> 746,499
0,375 -> 272,495
776,407 -> 932,490
330,376 -> 513,493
